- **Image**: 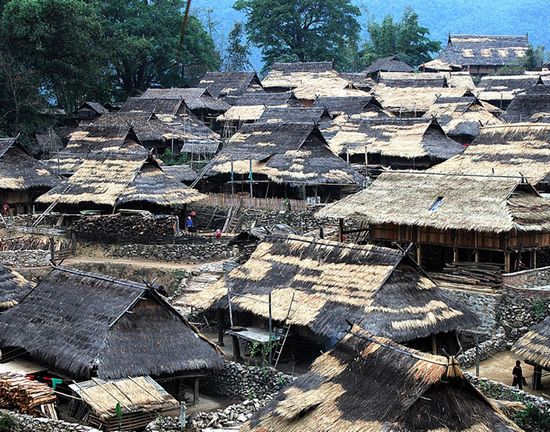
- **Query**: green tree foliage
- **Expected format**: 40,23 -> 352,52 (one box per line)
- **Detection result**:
497,45 -> 546,75
223,22 -> 251,71
361,7 -> 441,67
234,0 -> 361,70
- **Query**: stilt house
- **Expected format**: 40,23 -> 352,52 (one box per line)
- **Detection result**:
501,78 -> 550,123
198,71 -> 264,99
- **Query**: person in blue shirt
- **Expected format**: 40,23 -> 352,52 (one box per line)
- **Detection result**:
186,215 -> 195,233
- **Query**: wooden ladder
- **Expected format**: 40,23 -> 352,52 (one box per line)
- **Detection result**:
189,158 -> 217,189
33,185 -> 71,227
273,292 -> 296,367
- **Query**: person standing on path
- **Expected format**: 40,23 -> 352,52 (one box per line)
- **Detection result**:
512,360 -> 524,390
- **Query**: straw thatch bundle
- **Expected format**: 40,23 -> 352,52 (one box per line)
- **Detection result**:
243,326 -> 520,432
377,72 -> 447,88
208,122 -> 363,186
512,316 -> 550,369
501,79 -> 550,123
0,138 -> 60,191
191,235 -> 477,344
318,172 -> 550,233
262,62 -> 334,90
198,71 -> 264,98
329,118 -> 464,162
0,267 -> 223,379
364,56 -> 414,74
0,263 -> 33,311
139,87 -> 230,112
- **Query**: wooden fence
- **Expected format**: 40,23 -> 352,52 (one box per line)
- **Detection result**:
200,193 -> 309,212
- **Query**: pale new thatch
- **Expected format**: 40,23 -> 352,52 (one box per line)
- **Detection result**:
191,236 -> 477,344
262,62 -> 334,90
218,92 -> 296,122
423,94 -> 502,140
329,118 -> 464,162
36,154 -> 204,210
198,71 -> 264,98
364,56 -> 414,74
434,123 -> 550,188
420,58 -> 463,72
208,122 -> 364,186
0,267 -> 223,379
139,87 -> 229,112
69,376 -> 179,420
377,72 -> 447,88
501,79 -> 550,123
438,34 -> 529,67
0,263 -> 33,311
512,316 -> 550,370
292,78 -> 365,101
0,138 -> 60,191
444,71 -> 476,89
318,172 -> 550,234
243,326 -> 521,432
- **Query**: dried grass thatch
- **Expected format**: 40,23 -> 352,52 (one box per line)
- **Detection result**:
501,80 -> 550,123
312,94 -> 390,117
318,172 -> 550,233
0,263 -> 33,311
191,235 -> 477,344
0,267 -> 224,379
364,56 -> 414,74
262,62 -> 334,90
337,72 -> 375,91
256,107 -> 327,125
243,326 -> 520,432
218,92 -> 296,122
139,87 -> 229,112
477,74 -> 550,108
198,71 -> 264,98
377,72 -> 447,88
512,316 -> 550,370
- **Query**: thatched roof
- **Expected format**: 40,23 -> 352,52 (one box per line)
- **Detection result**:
243,326 -> 521,432
192,236 -> 477,344
477,74 -> 546,106
256,107 -> 327,125
312,94 -> 389,117
438,34 -> 529,67
318,172 -> 550,234
434,123 -> 550,188
262,62 -> 334,90
36,154 -> 204,209
329,118 -> 464,161
161,164 -> 197,183
423,94 -> 502,140
501,80 -> 550,123
74,102 -> 108,117
70,375 -> 179,420
444,71 -> 476,89
337,72 -> 375,91
377,72 -> 447,88
420,58 -> 463,72
364,56 -> 414,74
0,138 -> 60,191
292,78 -> 364,101
219,92 -> 297,123
139,87 -> 230,112
198,71 -> 264,98
0,267 -> 223,379
209,122 -> 364,186
373,85 -> 467,114
0,264 -> 33,311
512,316 -> 550,370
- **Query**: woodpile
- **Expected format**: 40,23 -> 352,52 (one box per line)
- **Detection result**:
0,372 -> 56,415
430,262 -> 503,292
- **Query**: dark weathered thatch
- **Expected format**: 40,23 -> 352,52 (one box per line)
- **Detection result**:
364,56 -> 414,74
209,122 -> 364,186
438,34 -> 529,67
329,118 -> 464,165
120,98 -> 183,116
161,164 -> 197,183
337,72 -> 375,91
377,72 -> 447,88
192,235 -> 477,345
198,71 -> 264,98
512,316 -> 550,369
73,102 -> 108,120
0,264 -> 33,311
319,172 -> 550,234
477,74 -> 548,108
139,88 -> 230,112
501,80 -> 550,123
256,107 -> 327,125
243,326 -> 521,432
0,138 -> 60,191
0,267 -> 223,379
312,95 -> 389,117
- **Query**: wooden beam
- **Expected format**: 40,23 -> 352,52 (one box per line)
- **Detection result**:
193,378 -> 200,405
338,219 -> 344,242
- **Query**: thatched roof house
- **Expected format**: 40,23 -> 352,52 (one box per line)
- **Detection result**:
207,122 -> 363,200
139,87 -> 229,113
243,326 -> 521,432
420,58 -> 463,72
0,264 -> 33,311
444,71 -> 477,89
0,267 -> 223,380
329,118 -> 464,168
364,55 -> 414,75
437,34 -> 530,75
319,172 -> 550,271
377,72 -> 447,88
423,94 -> 502,143
513,316 -> 550,370
218,92 -> 299,125
477,74 -> 547,109
256,107 -> 328,125
198,71 -> 264,98
0,138 -> 60,213
192,236 -> 477,349
337,72 -> 375,91
262,62 -> 334,92
312,94 -> 390,118
161,164 -> 198,184
500,79 -> 550,123
72,102 -> 108,120
36,153 -> 204,212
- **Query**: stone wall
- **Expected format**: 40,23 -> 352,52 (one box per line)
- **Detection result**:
457,328 -> 508,368
0,411 -> 100,432
504,266 -> 550,289
0,250 -> 51,267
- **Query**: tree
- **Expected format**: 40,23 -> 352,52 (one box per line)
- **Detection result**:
223,22 -> 251,71
361,7 -> 441,67
234,0 -> 361,71
100,0 -> 221,97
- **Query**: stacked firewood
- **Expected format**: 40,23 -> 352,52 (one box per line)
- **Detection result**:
430,262 -> 503,291
0,373 -> 56,415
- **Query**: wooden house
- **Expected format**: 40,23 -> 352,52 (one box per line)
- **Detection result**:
329,118 -> 464,168
337,72 -> 375,91
477,74 -> 549,110
312,94 -> 391,118
192,236 -> 477,357
0,264 -> 32,311
319,172 -> 550,272
364,55 -> 414,77
500,78 -> 550,123
0,267 -> 223,387
0,138 -> 60,214
243,326 -> 521,432
72,102 -> 108,121
206,122 -> 364,201
436,34 -> 530,76
198,71 -> 264,99
262,62 -> 335,92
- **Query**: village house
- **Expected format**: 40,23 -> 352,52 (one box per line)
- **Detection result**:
500,77 -> 550,123
0,264 -> 32,312
71,102 -> 109,122
337,72 -> 375,91
261,61 -> 335,92
243,326 -> 520,432
477,73 -> 549,110
312,94 -> 391,118
0,138 -> 60,215
363,55 -> 414,77
191,235 -> 477,362
434,34 -> 530,76
198,71 -> 264,99
513,316 -> 550,391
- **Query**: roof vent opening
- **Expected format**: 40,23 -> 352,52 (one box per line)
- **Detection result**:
429,196 -> 444,212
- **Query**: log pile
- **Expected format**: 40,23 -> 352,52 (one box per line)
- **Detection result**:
0,373 -> 56,415
430,262 -> 503,292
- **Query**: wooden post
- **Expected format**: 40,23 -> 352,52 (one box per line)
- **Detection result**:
533,365 -> 543,390
453,247 -> 459,264
249,159 -> 253,200
416,244 -> 422,267
533,249 -> 538,269
431,334 -> 437,355
474,249 -> 480,263
193,377 -> 200,405
268,292 -> 273,365
232,336 -> 242,362
338,219 -> 344,242
217,310 -> 224,347
504,252 -> 511,273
